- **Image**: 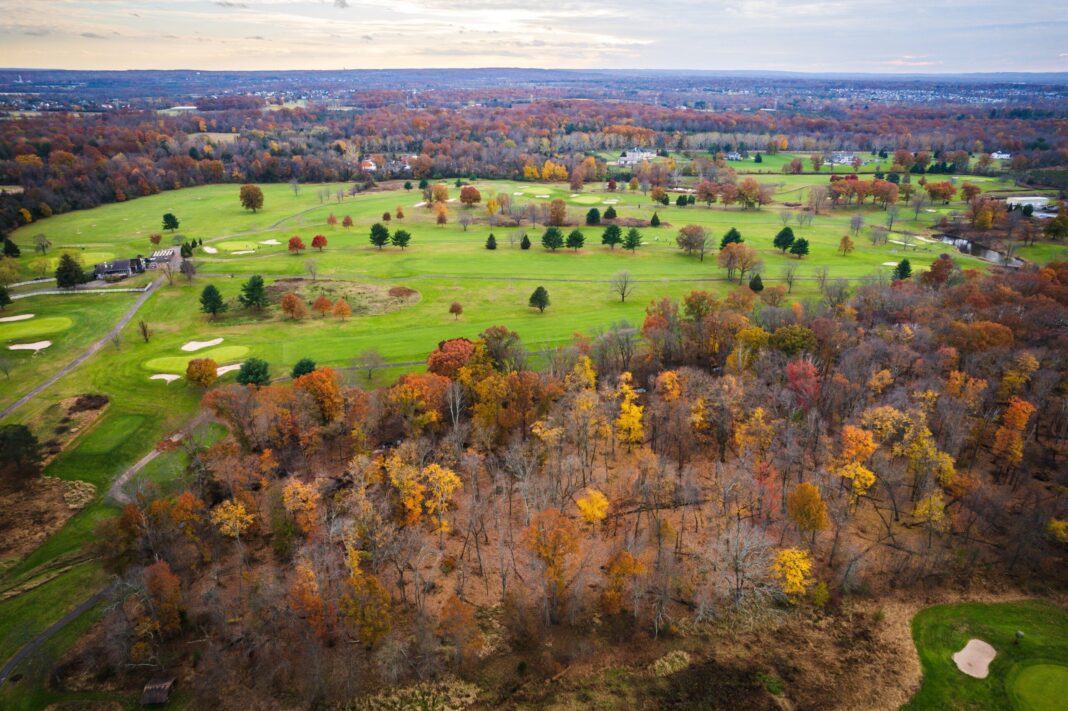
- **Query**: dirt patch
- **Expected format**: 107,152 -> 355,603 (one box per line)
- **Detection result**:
0,476 -> 97,566
266,278 -> 420,317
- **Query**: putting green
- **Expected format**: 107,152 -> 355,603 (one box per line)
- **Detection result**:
49,251 -> 114,269
571,195 -> 602,204
1010,663 -> 1068,711
0,316 -> 73,341
215,241 -> 258,251
144,345 -> 250,372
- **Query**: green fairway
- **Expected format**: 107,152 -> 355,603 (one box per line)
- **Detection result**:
905,600 -> 1068,710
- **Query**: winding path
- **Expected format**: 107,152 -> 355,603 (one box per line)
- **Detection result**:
0,277 -> 161,420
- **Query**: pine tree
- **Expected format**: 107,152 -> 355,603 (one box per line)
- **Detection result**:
529,286 -> 550,313
239,275 -> 269,309
721,227 -> 743,249
199,284 -> 227,319
485,233 -> 497,250
893,258 -> 912,281
749,273 -> 764,292
0,284 -> 10,310
623,228 -> 642,253
566,229 -> 585,251
520,234 -> 531,250
602,224 -> 622,249
3,238 -> 20,258
604,205 -> 617,220
54,253 -> 85,289
541,227 -> 564,252
370,223 -> 390,249
585,208 -> 601,225
789,238 -> 810,259
391,229 -> 411,250
650,212 -> 661,227
773,227 -> 795,253
162,213 -> 180,231
291,358 -> 316,379
237,358 -> 271,386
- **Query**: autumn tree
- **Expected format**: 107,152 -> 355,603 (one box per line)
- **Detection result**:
311,234 -> 327,251
288,235 -> 306,254
615,372 -> 644,447
676,224 -> 710,260
239,184 -> 264,212
333,297 -> 351,320
459,185 -> 481,206
787,483 -> 830,545
312,294 -> 332,317
524,508 -> 579,624
772,548 -> 814,603
838,234 -> 855,255
144,561 -> 183,638
281,292 -> 308,320
186,358 -> 218,387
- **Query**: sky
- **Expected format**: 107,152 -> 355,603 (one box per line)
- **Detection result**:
1,0 -> 1066,73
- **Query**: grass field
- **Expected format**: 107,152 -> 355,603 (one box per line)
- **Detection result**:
905,600 -> 1068,710
0,175 -> 1058,703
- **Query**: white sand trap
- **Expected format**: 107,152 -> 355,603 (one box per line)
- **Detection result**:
201,246 -> 218,254
882,261 -> 899,266
953,639 -> 996,678
570,193 -> 580,197
231,250 -> 255,255
536,194 -> 550,198
216,363 -> 242,376
9,340 -> 51,352
926,209 -> 937,212
182,337 -> 224,352
413,201 -> 427,207
0,314 -> 34,323
259,239 -> 281,245
151,374 -> 181,383
446,198 -> 457,203
512,192 -> 524,196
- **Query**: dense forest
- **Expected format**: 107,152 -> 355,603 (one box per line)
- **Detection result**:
53,258 -> 1068,707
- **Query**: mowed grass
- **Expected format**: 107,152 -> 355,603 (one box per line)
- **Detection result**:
905,600 -> 1068,710
144,344 -> 250,372
0,316 -> 72,341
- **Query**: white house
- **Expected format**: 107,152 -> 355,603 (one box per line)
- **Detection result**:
991,151 -> 1011,160
1006,196 -> 1050,209
617,148 -> 655,166
725,151 -> 743,161
359,159 -> 378,173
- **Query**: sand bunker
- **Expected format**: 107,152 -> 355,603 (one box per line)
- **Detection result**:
882,261 -> 900,266
150,374 -> 181,383
953,639 -> 996,678
536,194 -> 550,198
216,364 -> 242,376
260,239 -> 281,245
413,201 -> 427,207
231,250 -> 255,255
0,314 -> 34,323
181,337 -> 224,352
512,192 -> 523,196
201,246 -> 218,254
9,340 -> 51,352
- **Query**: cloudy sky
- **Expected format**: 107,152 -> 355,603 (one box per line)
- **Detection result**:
1,0 -> 1066,73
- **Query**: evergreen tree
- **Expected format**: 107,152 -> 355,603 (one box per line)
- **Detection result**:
623,227 -> 642,253
54,253 -> 85,289
774,227 -> 796,253
675,195 -> 687,207
180,242 -> 193,258
789,238 -> 810,259
237,358 -> 271,386
749,273 -> 764,292
586,208 -> 601,226
485,233 -> 497,250
754,152 -> 763,163
602,224 -> 622,249
650,212 -> 661,227
721,227 -> 743,249
369,223 -> 390,249
604,205 -> 617,220
403,181 -> 413,191
0,284 -> 10,310
418,178 -> 429,190
529,286 -> 550,313
566,229 -> 585,251
541,227 -> 564,252
162,213 -> 180,231
199,284 -> 227,319
391,229 -> 411,250
291,358 -> 316,379
238,275 -> 269,310
893,258 -> 913,281
3,238 -> 20,258
520,234 -> 531,250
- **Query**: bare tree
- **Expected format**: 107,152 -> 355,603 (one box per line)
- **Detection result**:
159,262 -> 175,286
912,195 -> 930,220
611,271 -> 637,303
885,205 -> 899,231
814,265 -> 831,292
290,178 -> 300,196
305,259 -> 318,282
352,349 -> 385,382
0,356 -> 10,378
778,211 -> 794,227
850,213 -> 865,236
179,259 -> 196,282
138,319 -> 151,343
781,263 -> 799,293
808,185 -> 829,215
869,225 -> 889,246
458,213 -> 474,231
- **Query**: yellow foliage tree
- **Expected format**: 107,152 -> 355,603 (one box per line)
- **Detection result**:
282,480 -> 321,536
772,548 -> 814,602
422,463 -> 462,545
385,454 -> 425,526
210,499 -> 254,539
576,488 -> 610,526
615,372 -> 644,448
601,550 -> 645,616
